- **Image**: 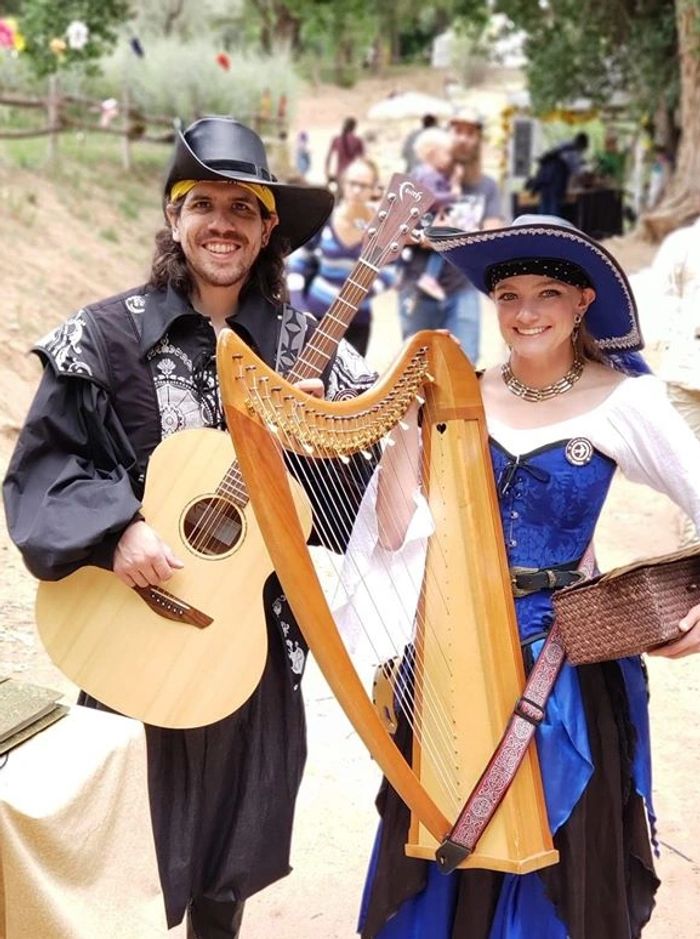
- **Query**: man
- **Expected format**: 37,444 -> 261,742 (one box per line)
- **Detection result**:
3,117 -> 376,938
528,131 -> 589,217
399,107 -> 504,364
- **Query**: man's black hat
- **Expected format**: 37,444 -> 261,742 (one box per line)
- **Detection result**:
164,116 -> 334,252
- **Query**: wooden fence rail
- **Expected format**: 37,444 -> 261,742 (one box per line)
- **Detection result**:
0,86 -> 288,169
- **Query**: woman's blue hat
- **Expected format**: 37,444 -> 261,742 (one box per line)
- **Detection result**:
428,214 -> 643,352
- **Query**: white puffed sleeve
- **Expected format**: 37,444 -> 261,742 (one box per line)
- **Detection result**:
602,375 -> 700,532
330,466 -> 433,662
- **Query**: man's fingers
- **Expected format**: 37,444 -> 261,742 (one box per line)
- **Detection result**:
163,546 -> 185,570
129,569 -> 151,589
152,556 -> 177,583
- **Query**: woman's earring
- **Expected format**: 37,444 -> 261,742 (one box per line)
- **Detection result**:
572,312 -> 583,345
172,229 -> 180,242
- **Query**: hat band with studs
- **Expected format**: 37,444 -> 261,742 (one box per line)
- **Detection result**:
486,257 -> 592,292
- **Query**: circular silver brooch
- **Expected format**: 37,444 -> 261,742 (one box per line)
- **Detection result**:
565,437 -> 594,466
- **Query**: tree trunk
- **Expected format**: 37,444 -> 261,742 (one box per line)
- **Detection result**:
642,0 -> 700,241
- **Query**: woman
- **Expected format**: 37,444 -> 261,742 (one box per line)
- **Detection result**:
324,116 -> 365,185
357,215 -> 700,938
287,157 -> 395,357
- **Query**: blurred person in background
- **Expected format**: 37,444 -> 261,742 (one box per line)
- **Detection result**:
400,113 -> 438,173
324,116 -> 365,186
409,126 -> 462,302
294,129 -> 312,179
397,109 -> 504,363
287,157 -> 395,356
648,215 -> 700,545
527,132 -> 589,217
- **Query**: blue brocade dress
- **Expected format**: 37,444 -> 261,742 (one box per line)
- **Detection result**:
358,436 -> 660,939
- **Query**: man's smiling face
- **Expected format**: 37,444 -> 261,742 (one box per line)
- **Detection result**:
167,181 -> 278,293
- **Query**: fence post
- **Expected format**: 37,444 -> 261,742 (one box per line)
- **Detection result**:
47,74 -> 59,162
121,82 -> 132,171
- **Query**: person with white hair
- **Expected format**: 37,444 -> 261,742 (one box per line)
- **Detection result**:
399,121 -> 504,362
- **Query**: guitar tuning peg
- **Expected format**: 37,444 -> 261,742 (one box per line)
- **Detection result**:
367,227 -> 377,236
378,210 -> 388,220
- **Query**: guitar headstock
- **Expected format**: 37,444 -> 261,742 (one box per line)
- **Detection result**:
361,173 -> 435,268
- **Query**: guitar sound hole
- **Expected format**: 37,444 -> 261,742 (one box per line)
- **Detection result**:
182,497 -> 244,557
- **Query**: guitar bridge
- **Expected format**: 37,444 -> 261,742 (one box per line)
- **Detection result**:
134,586 -> 213,629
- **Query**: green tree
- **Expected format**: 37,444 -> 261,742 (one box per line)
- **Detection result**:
493,0 -> 700,233
643,0 -> 700,236
18,0 -> 131,77
494,0 -> 677,120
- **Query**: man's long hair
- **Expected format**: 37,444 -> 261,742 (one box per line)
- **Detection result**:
147,198 -> 290,304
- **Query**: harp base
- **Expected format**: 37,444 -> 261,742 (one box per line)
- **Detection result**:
405,843 -> 559,875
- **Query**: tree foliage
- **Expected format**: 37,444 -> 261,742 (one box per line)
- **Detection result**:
494,0 -> 678,118
17,0 -> 130,77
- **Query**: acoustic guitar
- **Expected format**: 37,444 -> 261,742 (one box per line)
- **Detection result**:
35,174 -> 434,728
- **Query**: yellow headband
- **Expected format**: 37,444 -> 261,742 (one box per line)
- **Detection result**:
169,178 -> 276,214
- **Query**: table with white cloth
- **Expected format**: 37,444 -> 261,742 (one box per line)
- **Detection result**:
0,703 -> 169,938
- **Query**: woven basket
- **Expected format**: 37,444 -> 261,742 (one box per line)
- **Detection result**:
553,546 -> 700,664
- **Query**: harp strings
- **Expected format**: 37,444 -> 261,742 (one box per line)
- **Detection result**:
244,377 -> 464,808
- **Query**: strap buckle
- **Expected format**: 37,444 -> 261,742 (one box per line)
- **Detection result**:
510,565 -> 540,598
515,694 -> 546,726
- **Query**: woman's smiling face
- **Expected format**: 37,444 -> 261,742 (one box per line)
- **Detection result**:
491,274 -> 596,359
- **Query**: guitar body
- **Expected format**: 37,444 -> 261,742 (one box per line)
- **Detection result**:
35,428 -> 313,728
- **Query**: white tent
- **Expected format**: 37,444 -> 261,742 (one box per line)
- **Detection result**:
366,92 -> 454,121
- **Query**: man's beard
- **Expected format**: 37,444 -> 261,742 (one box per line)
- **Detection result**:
188,254 -> 252,289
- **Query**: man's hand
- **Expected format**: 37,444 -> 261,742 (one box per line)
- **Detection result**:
294,378 -> 324,398
113,519 -> 184,588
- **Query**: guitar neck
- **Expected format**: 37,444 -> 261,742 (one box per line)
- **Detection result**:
287,256 -> 379,383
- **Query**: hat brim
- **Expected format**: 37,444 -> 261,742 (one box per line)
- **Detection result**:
165,131 -> 334,253
428,223 -> 643,352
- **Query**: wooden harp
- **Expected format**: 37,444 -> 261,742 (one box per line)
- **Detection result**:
217,328 -> 557,874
